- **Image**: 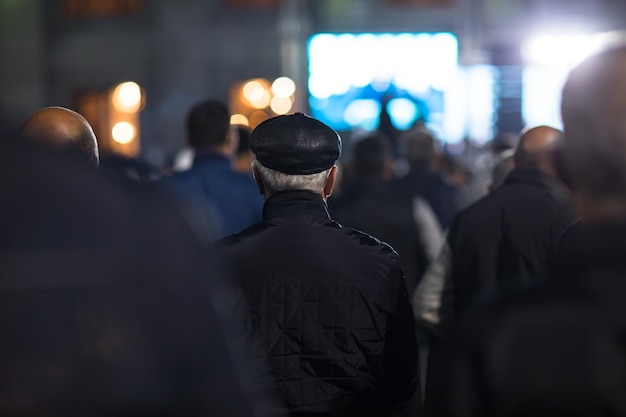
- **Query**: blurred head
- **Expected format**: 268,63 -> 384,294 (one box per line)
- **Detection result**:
186,100 -> 232,153
514,126 -> 563,176
20,106 -> 99,168
351,132 -> 393,180
560,46 -> 626,218
400,128 -> 436,168
250,113 -> 341,199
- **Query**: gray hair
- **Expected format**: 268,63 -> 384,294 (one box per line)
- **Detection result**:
252,160 -> 331,195
400,128 -> 437,167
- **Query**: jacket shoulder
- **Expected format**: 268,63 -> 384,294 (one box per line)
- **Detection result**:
337,222 -> 400,261
214,221 -> 266,249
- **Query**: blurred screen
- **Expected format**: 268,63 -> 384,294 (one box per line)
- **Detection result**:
307,32 -> 495,144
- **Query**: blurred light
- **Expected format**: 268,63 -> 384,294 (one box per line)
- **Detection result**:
467,66 -> 496,145
271,77 -> 296,98
250,90 -> 271,109
112,121 -> 135,144
387,98 -> 418,130
344,99 -> 381,130
242,79 -> 272,109
230,114 -> 249,126
430,33 -> 459,91
309,74 -> 334,99
243,80 -> 265,101
522,65 -> 567,129
308,32 -> 459,132
522,34 -> 602,68
270,97 -> 293,115
249,111 -> 269,128
352,34 -> 377,87
112,81 -> 142,113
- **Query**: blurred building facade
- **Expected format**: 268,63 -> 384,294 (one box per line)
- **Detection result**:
1,0 -> 625,166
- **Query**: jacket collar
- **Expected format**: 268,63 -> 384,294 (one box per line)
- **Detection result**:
263,190 -> 330,221
193,151 -> 231,166
504,168 -> 557,188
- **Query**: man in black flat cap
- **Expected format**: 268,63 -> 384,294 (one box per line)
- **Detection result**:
216,113 -> 419,417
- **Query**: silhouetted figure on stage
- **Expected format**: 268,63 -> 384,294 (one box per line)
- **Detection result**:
377,94 -> 400,156
161,100 -> 263,240
216,113 -> 418,417
0,138 -> 265,416
20,106 -> 99,168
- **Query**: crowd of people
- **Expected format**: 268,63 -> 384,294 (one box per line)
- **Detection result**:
3,44 -> 626,416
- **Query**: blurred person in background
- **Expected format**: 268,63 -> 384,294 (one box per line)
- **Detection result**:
331,132 -> 444,417
424,125 -> 576,415
412,145 -> 516,411
161,99 -> 264,240
392,128 -> 461,231
444,126 -> 575,330
216,113 -> 418,417
461,132 -> 519,206
413,147 -> 517,337
332,132 -> 443,309
436,45 -> 626,417
0,137 -> 268,416
20,106 -> 99,168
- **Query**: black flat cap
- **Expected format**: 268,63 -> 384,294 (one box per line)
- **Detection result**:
250,113 -> 342,175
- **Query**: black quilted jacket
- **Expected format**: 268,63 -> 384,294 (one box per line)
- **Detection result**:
216,191 -> 418,416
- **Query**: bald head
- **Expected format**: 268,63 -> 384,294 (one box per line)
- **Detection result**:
560,46 -> 626,205
513,126 -> 562,176
21,107 -> 99,168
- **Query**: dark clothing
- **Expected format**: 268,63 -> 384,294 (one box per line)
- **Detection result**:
392,166 -> 459,230
0,140 -> 265,416
217,191 -> 418,416
162,152 -> 264,240
444,168 -> 576,329
435,221 -> 626,417
423,168 -> 575,416
331,178 -> 427,296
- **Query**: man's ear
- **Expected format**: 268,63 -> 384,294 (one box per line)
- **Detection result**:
324,165 -> 338,197
252,165 -> 266,196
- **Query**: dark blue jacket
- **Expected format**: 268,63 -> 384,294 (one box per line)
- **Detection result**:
162,152 -> 264,240
392,166 -> 460,230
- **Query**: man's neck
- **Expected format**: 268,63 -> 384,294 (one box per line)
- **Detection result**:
194,144 -> 232,158
264,189 -> 327,203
